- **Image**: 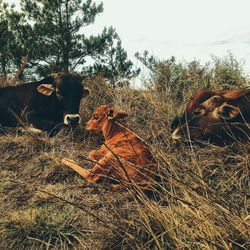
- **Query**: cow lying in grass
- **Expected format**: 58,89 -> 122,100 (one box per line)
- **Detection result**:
0,71 -> 89,133
171,88 -> 250,143
62,105 -> 157,190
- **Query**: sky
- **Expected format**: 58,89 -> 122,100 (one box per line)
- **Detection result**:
5,0 -> 250,80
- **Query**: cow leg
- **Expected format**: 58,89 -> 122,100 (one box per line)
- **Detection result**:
19,126 -> 44,135
88,149 -> 100,161
27,126 -> 44,134
88,146 -> 107,161
62,155 -> 115,184
62,158 -> 91,180
86,158 -> 114,183
27,113 -> 60,133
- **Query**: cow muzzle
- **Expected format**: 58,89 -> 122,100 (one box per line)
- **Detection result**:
64,114 -> 81,126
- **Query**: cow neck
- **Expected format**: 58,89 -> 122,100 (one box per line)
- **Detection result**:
102,119 -> 122,141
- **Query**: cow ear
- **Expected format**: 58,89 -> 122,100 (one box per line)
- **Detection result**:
37,84 -> 55,96
222,89 -> 250,100
83,88 -> 90,97
114,110 -> 128,120
218,104 -> 240,120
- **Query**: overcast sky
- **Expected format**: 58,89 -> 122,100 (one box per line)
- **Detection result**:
5,0 -> 250,77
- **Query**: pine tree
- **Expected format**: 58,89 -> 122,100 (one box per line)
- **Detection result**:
0,0 -> 12,76
0,1 -> 32,79
85,27 -> 140,87
0,0 -> 138,86
21,0 -> 104,73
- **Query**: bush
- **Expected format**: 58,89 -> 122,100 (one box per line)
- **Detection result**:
137,51 -> 249,108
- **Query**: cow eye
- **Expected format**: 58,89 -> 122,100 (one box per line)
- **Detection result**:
92,115 -> 98,120
56,90 -> 63,99
211,95 -> 222,102
192,107 -> 205,117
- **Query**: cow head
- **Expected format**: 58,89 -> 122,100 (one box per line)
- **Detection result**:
37,71 -> 89,126
86,105 -> 128,134
171,88 -> 250,142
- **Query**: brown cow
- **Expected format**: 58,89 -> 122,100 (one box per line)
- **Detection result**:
62,105 -> 157,190
171,88 -> 250,143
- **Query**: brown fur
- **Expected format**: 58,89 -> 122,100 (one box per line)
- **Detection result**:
62,105 -> 158,190
171,88 -> 250,143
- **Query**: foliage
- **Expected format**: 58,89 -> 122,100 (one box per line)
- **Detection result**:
0,0 -> 137,84
85,27 -> 140,87
0,1 -> 33,79
211,52 -> 247,88
21,0 -> 104,73
136,51 -> 249,103
0,0 -> 9,76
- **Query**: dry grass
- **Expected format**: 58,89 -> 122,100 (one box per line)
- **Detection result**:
0,75 -> 249,249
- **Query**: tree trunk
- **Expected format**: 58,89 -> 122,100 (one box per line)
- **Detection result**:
1,54 -> 7,76
63,0 -> 70,71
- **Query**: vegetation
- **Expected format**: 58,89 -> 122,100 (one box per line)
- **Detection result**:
136,51 -> 248,99
0,0 -> 138,84
0,54 -> 249,249
86,27 -> 140,87
0,0 -> 249,247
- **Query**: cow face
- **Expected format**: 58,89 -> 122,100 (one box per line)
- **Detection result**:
86,105 -> 128,133
171,89 -> 250,142
37,72 -> 89,126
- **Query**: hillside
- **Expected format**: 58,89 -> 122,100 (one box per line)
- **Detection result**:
0,73 -> 249,249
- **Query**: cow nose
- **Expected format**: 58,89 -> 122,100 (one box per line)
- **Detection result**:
67,116 -> 80,125
64,114 -> 81,126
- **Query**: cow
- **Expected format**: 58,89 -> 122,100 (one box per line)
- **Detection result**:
171,88 -> 250,143
0,71 -> 89,133
62,105 -> 158,190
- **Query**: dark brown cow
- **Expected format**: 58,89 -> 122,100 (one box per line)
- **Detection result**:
0,71 -> 89,132
171,88 -> 250,143
62,105 -> 157,190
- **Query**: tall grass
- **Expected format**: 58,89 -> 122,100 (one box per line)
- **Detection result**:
0,55 -> 249,249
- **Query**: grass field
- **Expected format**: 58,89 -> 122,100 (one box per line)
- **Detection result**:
0,73 -> 249,249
